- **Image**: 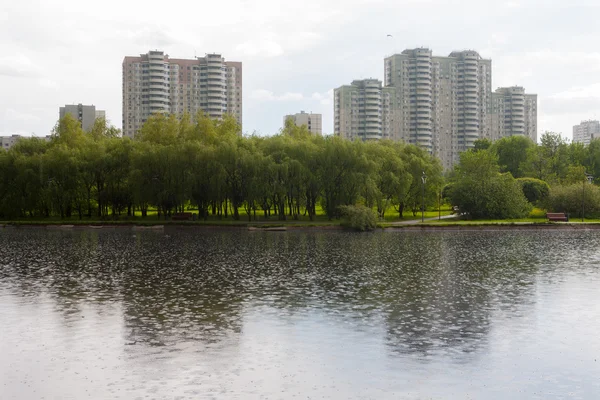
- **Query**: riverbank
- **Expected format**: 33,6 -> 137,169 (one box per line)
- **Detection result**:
4,219 -> 600,231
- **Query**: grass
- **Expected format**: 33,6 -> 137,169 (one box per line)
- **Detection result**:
6,206 -> 600,229
0,204 -> 454,226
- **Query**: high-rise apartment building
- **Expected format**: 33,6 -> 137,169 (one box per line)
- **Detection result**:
334,48 -> 536,168
122,50 -> 242,138
573,120 -> 600,145
490,87 -> 538,142
284,111 -> 322,135
334,79 -> 398,141
59,104 -> 106,132
384,49 -> 492,168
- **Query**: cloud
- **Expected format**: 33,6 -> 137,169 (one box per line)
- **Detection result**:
236,38 -> 284,58
4,108 -> 40,122
311,90 -> 334,106
38,79 -> 60,90
550,83 -> 600,100
540,83 -> 600,116
251,89 -> 304,101
0,54 -> 42,78
113,26 -> 178,48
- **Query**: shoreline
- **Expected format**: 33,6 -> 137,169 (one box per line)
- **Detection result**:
3,221 -> 600,231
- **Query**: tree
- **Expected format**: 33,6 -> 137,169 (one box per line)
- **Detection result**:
472,138 -> 492,152
450,150 -> 531,219
544,184 -> 600,218
516,177 -> 550,205
490,135 -> 535,178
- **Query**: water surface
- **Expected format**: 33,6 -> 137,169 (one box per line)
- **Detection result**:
1,227 -> 599,399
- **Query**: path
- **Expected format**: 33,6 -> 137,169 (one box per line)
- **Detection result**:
388,214 -> 458,225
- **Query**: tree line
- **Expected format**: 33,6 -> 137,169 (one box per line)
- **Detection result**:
0,113 -> 443,221
447,133 -> 600,219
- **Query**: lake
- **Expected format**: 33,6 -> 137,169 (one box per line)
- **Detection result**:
1,227 -> 599,399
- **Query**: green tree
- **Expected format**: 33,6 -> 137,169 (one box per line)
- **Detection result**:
516,177 -> 550,205
490,135 -> 535,178
544,184 -> 600,218
450,150 -> 531,219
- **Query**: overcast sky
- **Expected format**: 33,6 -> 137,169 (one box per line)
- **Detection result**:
1,0 -> 600,141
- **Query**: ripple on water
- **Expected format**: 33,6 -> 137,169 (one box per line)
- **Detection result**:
0,228 -> 599,399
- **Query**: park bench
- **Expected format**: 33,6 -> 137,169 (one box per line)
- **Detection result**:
171,212 -> 193,221
546,212 -> 568,222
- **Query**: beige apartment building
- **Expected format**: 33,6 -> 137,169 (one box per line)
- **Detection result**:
59,104 -> 106,132
384,49 -> 492,169
573,120 -> 600,145
122,50 -> 242,138
334,79 -> 398,141
284,111 -> 322,135
490,87 -> 537,142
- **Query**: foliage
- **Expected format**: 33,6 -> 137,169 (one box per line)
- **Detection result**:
528,207 -> 546,219
472,138 -> 492,152
450,150 -> 532,219
516,178 -> 550,205
0,113 -> 443,222
490,135 -> 535,178
339,205 -> 378,231
544,184 -> 600,218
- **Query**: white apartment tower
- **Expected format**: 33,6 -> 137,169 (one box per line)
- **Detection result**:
573,120 -> 600,145
333,48 -> 536,168
384,49 -> 492,168
122,50 -> 242,138
491,87 -> 538,142
384,48 -> 434,151
284,111 -> 322,135
334,79 -> 398,141
59,104 -> 106,132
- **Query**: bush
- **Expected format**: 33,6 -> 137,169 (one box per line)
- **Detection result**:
339,205 -> 378,231
544,184 -> 600,218
517,178 -> 550,204
451,173 -> 532,219
528,207 -> 546,219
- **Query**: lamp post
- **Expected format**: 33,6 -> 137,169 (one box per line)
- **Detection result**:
583,173 -> 594,222
438,190 -> 441,221
421,171 -> 427,223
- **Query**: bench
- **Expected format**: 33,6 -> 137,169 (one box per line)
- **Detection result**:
547,212 -> 568,222
171,212 -> 193,221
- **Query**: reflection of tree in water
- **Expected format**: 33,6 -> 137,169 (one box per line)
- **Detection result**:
244,231 -> 544,359
0,228 -> 549,358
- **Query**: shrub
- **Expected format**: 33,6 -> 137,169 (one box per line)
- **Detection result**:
339,205 -> 378,231
544,184 -> 600,218
517,177 -> 550,204
528,207 -> 546,219
451,173 -> 532,219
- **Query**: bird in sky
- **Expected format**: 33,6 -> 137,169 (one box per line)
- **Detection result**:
387,34 -> 393,37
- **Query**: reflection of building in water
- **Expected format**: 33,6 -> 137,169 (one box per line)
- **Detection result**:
383,232 -> 541,357
382,233 -> 492,357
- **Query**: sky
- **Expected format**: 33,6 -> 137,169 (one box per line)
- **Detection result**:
1,0 -> 600,141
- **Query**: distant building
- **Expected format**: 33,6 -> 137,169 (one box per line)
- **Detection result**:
384,49 -> 492,169
490,87 -> 538,142
573,120 -> 600,145
332,48 -> 538,169
122,50 -> 243,138
1,134 -> 51,150
334,79 -> 398,141
59,104 -> 105,132
284,111 -> 322,135
0,135 -> 21,150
